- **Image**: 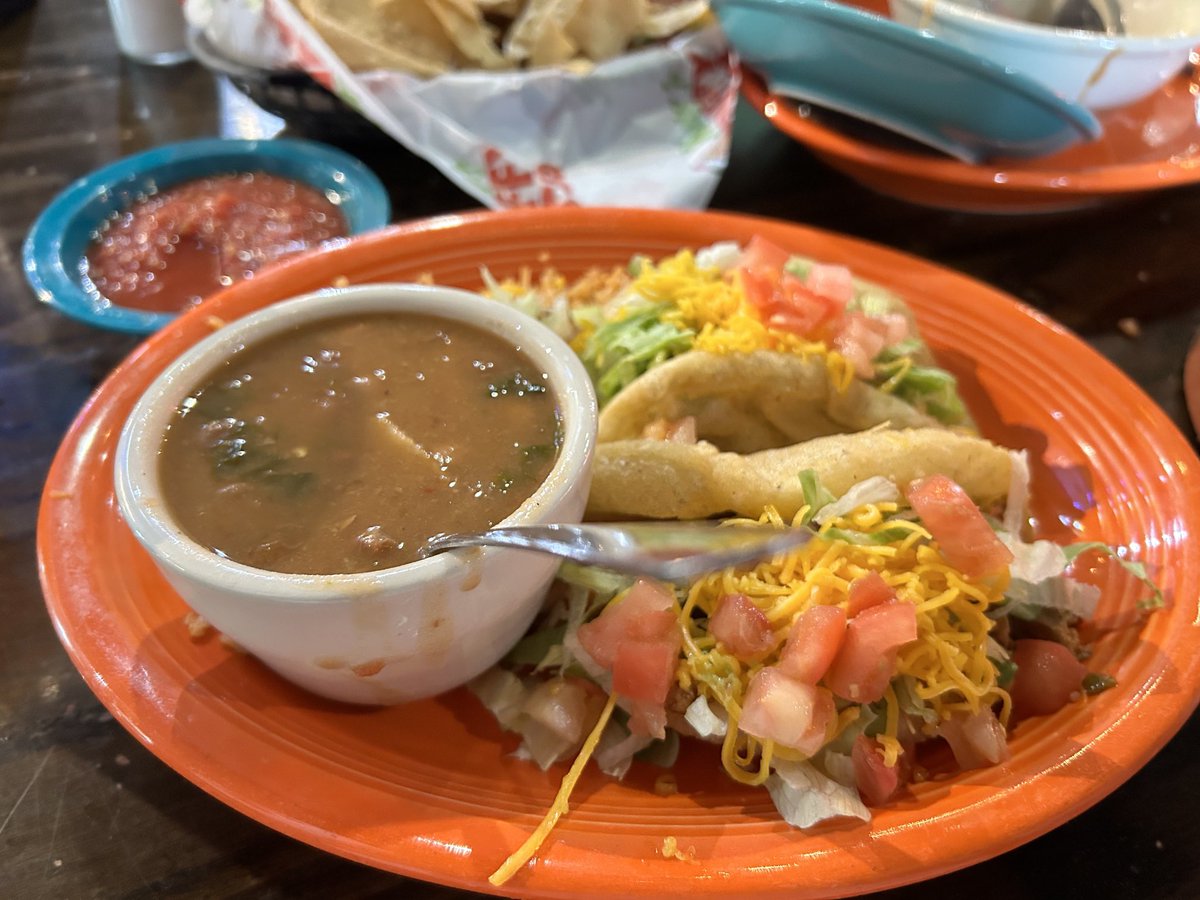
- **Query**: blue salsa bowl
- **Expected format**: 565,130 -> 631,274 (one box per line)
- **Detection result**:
23,138 -> 391,334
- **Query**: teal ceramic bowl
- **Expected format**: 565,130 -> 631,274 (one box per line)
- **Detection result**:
23,138 -> 390,334
712,0 -> 1102,163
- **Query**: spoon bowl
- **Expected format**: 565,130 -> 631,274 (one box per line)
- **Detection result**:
421,521 -> 816,583
712,0 -> 1102,163
890,0 -> 1200,110
1050,0 -> 1125,34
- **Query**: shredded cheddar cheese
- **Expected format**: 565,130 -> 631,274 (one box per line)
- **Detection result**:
627,249 -> 857,392
493,247 -> 866,394
489,693 -> 619,887
678,501 -> 1012,783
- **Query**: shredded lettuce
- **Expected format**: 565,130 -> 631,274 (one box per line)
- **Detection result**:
823,705 -> 877,756
503,624 -> 568,670
636,730 -> 680,768
1002,450 -> 1031,536
821,525 -> 916,546
852,287 -> 904,319
798,469 -> 836,525
893,365 -> 968,425
694,241 -> 742,272
469,668 -> 528,732
594,721 -> 652,778
479,266 -> 576,341
996,534 -> 1102,620
766,759 -> 871,829
813,476 -> 900,525
683,696 -> 727,739
580,304 -> 695,405
819,749 -> 856,788
782,257 -> 813,280
893,675 -> 939,726
556,562 -> 633,598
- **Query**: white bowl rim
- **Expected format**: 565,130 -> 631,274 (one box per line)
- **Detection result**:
892,0 -> 1200,48
113,282 -> 598,603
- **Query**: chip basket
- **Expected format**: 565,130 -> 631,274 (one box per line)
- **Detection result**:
186,27 -> 388,142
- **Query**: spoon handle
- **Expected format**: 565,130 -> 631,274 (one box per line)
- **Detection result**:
421,522 -> 815,583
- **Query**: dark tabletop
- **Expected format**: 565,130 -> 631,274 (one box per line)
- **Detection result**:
2,1 -> 1197,898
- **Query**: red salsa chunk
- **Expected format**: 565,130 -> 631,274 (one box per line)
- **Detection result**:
83,172 -> 348,313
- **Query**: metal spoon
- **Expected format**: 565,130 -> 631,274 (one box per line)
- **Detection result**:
420,521 -> 816,583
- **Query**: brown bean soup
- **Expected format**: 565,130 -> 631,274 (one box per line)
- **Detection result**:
159,312 -> 561,574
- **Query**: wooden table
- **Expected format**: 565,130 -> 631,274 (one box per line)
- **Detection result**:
2,1 -> 1197,897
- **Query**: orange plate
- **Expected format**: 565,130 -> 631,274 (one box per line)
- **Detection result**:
741,1 -> 1200,213
38,208 -> 1200,898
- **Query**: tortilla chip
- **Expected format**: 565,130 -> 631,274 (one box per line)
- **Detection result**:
641,0 -> 711,38
298,0 -> 462,76
503,0 -> 582,65
425,0 -> 510,69
566,0 -> 647,61
585,428 -> 1013,521
597,350 -> 940,453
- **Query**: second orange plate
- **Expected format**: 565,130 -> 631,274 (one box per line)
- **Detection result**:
742,1 -> 1200,213
39,208 -> 1200,898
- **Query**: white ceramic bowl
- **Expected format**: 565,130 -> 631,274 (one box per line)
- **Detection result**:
889,0 -> 1200,109
114,283 -> 598,705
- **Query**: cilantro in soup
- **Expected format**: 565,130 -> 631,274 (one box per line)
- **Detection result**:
159,312 -> 561,575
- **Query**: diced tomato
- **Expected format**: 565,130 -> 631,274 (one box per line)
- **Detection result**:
738,238 -> 842,341
739,668 -> 835,757
576,578 -> 677,669
832,312 -> 890,378
738,265 -> 776,308
709,593 -> 777,662
877,312 -> 911,346
804,263 -> 856,306
742,270 -> 839,338
1008,639 -> 1087,718
612,640 -> 677,705
904,475 -> 1015,579
824,602 -> 918,703
852,735 -> 903,806
574,578 -> 682,740
847,571 -> 896,617
938,707 -> 1010,770
737,235 -> 792,274
627,700 -> 669,739
777,605 -> 846,683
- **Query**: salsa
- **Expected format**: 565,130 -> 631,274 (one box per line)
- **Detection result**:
158,312 -> 561,575
83,172 -> 348,313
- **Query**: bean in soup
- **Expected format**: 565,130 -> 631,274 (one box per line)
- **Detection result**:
158,312 -> 561,575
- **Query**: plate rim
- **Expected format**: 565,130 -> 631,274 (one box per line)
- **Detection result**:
37,207 -> 1200,898
739,68 -> 1200,197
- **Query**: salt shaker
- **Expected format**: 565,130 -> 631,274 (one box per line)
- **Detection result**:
105,0 -> 192,65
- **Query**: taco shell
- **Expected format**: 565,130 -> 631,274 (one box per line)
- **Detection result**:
585,428 -> 1013,520
597,350 -> 942,453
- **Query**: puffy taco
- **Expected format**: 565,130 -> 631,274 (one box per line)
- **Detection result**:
482,237 -> 974,455
473,430 -> 1162,885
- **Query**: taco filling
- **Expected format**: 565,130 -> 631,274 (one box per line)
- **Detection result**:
481,237 -> 971,448
474,444 -> 1161,886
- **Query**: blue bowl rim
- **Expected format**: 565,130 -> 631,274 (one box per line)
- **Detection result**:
22,137 -> 391,335
712,0 -> 1103,144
